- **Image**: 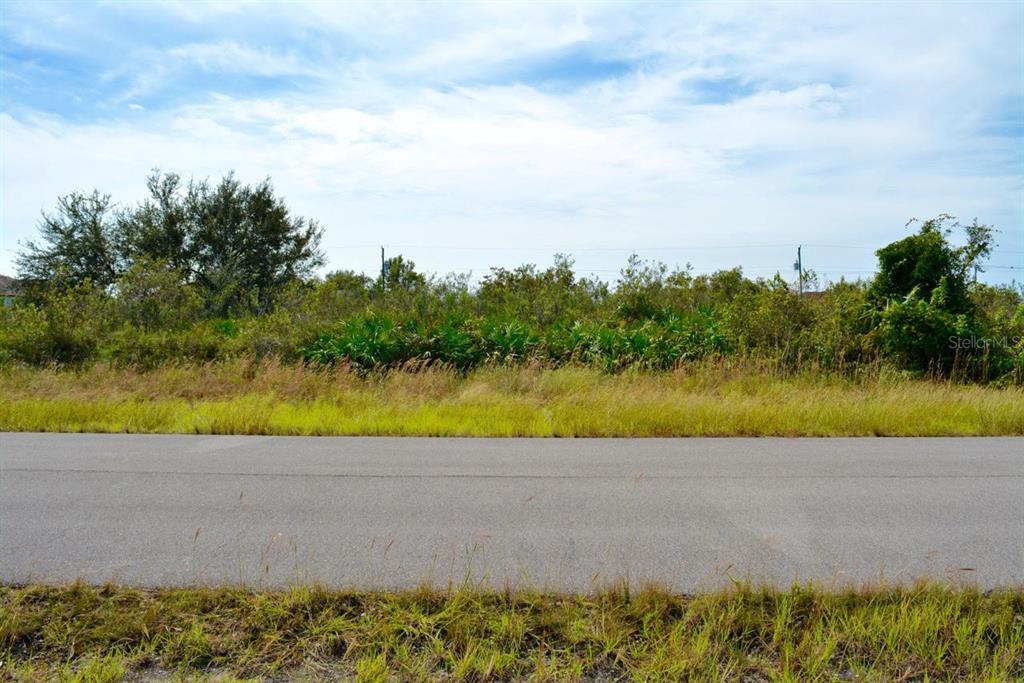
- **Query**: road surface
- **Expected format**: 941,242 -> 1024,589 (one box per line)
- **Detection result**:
2,433 -> 1021,589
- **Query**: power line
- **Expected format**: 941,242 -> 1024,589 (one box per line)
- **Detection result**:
371,243 -> 869,252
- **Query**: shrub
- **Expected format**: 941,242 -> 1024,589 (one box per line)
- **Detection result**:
5,206 -> 1020,383
725,279 -> 813,360
105,325 -> 229,369
0,283 -> 110,365
113,258 -> 201,331
875,296 -> 975,375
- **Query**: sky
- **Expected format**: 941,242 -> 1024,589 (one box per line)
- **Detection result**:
1,1 -> 1022,286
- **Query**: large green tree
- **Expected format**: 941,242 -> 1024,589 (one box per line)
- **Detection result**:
17,171 -> 324,314
16,191 -> 125,294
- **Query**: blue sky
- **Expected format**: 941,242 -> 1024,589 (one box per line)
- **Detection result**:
1,1 -> 1022,285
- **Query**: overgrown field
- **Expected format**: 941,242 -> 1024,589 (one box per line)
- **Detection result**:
2,581 -> 1021,681
2,360 -> 1022,436
6,201 -> 1024,384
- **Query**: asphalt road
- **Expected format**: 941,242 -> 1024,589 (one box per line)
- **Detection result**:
2,433 -> 1021,590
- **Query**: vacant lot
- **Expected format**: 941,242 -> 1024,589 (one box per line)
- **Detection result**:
1,361 -> 1022,437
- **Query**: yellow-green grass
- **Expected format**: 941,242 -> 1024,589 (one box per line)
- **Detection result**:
0,360 -> 1019,436
2,581 -> 1021,681
1,361 -> 1023,437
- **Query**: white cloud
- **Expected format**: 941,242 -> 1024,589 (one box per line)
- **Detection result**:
168,41 -> 320,78
1,1 -> 1021,282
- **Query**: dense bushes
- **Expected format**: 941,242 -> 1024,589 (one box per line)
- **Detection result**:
0,284 -> 108,365
302,313 -> 730,371
2,269 -> 1019,380
4,174 -> 1022,382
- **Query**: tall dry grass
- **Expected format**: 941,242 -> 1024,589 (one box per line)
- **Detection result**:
2,358 -> 1021,436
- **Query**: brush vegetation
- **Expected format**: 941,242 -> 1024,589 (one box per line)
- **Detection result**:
2,175 -> 1021,384
2,360 -> 1022,436
2,581 -> 1021,681
3,174 -> 1022,436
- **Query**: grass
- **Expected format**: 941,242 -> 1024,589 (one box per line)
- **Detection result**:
2,581 -> 1022,681
1,360 -> 1022,437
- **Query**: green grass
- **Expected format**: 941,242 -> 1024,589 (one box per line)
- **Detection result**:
1,361 -> 1023,436
2,581 -> 1021,681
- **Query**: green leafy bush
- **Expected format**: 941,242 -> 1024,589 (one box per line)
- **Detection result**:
298,313 -> 732,371
0,283 -> 109,365
4,196 -> 1021,383
876,296 -> 974,374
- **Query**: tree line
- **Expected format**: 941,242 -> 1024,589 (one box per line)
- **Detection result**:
3,171 -> 1022,381
15,171 -> 323,315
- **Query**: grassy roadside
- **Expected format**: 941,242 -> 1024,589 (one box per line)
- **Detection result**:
1,361 -> 1023,437
2,581 -> 1021,681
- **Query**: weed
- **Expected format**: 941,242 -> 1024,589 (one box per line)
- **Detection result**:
1,581 -> 1021,681
1,361 -> 1021,436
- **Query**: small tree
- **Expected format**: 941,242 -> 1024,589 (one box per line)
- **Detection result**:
379,255 -> 426,292
870,215 -> 996,376
614,254 -> 669,322
869,214 -> 993,314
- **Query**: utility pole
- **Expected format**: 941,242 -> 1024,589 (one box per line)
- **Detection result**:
380,246 -> 386,288
793,245 -> 803,295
